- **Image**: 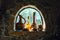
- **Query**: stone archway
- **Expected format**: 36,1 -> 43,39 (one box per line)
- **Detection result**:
14,5 -> 46,32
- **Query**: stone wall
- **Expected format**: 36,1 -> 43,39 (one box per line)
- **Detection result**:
0,0 -> 59,40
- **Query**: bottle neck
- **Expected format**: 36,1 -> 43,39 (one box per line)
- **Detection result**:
32,12 -> 36,28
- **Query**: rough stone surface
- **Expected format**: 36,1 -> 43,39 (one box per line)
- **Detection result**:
0,0 -> 59,40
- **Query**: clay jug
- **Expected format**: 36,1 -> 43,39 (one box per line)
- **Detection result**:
16,15 -> 26,30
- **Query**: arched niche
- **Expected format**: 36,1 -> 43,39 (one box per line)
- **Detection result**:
14,5 -> 46,32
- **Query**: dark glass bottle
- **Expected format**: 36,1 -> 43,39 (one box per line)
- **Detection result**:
31,12 -> 37,31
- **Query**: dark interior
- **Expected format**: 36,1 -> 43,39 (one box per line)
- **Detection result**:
0,0 -> 60,40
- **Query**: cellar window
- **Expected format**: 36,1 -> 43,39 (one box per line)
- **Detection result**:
14,5 -> 46,32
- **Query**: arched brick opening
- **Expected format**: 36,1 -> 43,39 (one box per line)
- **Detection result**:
14,5 -> 46,32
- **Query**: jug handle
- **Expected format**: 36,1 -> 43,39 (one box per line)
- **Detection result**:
22,17 -> 26,24
19,15 -> 26,24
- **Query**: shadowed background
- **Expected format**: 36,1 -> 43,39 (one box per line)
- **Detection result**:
0,0 -> 60,40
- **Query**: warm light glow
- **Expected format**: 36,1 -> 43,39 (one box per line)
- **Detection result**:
25,23 -> 33,32
25,16 -> 33,32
